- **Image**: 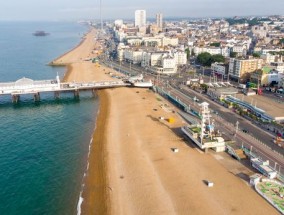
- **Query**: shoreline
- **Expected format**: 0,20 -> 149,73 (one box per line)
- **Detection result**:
50,27 -> 112,215
80,89 -> 109,214
49,31 -> 90,67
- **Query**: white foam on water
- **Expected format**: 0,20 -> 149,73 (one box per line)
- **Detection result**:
77,107 -> 100,215
77,193 -> 84,215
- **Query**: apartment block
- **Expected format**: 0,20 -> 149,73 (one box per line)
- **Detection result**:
229,58 -> 263,81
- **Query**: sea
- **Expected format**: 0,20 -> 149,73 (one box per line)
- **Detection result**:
0,21 -> 99,215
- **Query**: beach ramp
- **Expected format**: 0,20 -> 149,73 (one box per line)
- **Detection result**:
226,142 -> 247,161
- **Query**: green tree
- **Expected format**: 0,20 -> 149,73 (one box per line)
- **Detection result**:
211,54 -> 225,63
197,53 -> 225,66
248,18 -> 260,26
252,52 -> 261,58
210,42 -> 221,47
230,52 -> 237,58
280,38 -> 284,44
197,52 -> 212,66
185,48 -> 190,60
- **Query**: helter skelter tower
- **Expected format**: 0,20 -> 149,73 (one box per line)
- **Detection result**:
199,102 -> 214,144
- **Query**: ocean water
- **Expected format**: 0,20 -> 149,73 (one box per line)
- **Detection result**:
0,22 -> 99,215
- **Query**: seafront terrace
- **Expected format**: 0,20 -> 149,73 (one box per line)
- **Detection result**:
0,77 -> 128,103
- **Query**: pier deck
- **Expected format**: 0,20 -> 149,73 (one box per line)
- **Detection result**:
0,76 -> 128,102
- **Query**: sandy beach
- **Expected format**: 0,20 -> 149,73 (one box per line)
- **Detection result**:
53,28 -> 278,215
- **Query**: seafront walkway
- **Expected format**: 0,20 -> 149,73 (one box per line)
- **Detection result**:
0,76 -> 127,102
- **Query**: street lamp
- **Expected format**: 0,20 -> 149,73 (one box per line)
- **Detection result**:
235,121 -> 239,133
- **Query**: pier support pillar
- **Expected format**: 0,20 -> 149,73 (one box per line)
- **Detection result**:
54,91 -> 60,99
12,95 -> 20,104
74,89 -> 80,99
92,89 -> 97,97
33,92 -> 40,102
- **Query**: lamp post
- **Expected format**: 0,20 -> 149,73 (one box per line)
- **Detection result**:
235,121 -> 239,134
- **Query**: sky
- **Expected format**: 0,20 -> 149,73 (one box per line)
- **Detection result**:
1,0 -> 284,21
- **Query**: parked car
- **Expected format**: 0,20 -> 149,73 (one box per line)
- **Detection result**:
242,129 -> 249,133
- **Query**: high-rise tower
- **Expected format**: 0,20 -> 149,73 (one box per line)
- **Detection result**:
156,13 -> 163,29
135,10 -> 146,27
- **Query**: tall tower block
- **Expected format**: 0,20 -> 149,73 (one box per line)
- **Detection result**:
156,13 -> 163,29
135,10 -> 146,27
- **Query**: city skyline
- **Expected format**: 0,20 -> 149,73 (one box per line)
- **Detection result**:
0,0 -> 284,21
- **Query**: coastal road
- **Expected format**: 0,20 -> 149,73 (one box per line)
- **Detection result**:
158,83 -> 284,175
101,57 -> 284,174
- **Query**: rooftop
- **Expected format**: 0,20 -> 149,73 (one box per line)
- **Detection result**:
235,93 -> 284,121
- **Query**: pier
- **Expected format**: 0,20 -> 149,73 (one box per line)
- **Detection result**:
0,75 -> 128,103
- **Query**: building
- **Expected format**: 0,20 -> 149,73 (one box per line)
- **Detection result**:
207,87 -> 238,100
252,25 -> 268,39
249,68 -> 274,87
135,10 -> 146,28
211,62 -> 229,77
161,56 -> 176,74
162,37 -> 179,47
173,51 -> 187,65
232,45 -> 247,57
193,46 -> 223,56
124,49 -> 143,64
271,62 -> 284,73
261,53 -> 283,64
228,58 -> 263,81
156,13 -> 163,29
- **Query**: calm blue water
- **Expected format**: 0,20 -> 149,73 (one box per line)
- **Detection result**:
0,22 -> 99,215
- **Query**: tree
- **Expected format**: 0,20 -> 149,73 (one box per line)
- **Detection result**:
185,48 -> 190,60
210,42 -> 221,47
211,54 -> 225,63
197,53 -> 225,67
230,52 -> 237,58
197,52 -> 212,66
252,52 -> 261,58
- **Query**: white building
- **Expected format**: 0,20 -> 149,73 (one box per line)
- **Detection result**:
193,46 -> 222,56
232,45 -> 247,57
141,51 -> 177,74
135,10 -> 146,28
124,49 -> 143,64
261,48 -> 284,55
161,56 -> 176,74
143,36 -> 162,47
114,19 -> 123,27
117,43 -> 128,61
156,13 -> 163,29
173,51 -> 187,65
261,53 -> 283,64
162,37 -> 179,47
211,62 -> 228,77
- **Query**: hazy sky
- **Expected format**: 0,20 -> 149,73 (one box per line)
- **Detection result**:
1,0 -> 284,21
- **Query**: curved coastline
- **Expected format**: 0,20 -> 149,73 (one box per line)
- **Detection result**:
50,28 -> 110,214
49,29 -> 92,67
